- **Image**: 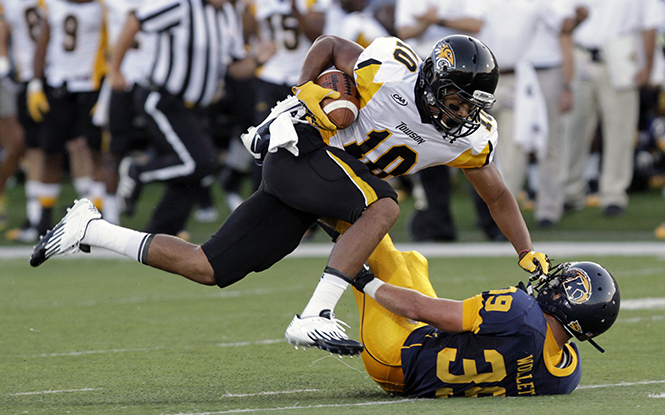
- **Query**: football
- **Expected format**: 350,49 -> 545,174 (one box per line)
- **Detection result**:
316,69 -> 360,129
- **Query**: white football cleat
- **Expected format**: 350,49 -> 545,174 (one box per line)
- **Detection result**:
29,198 -> 101,267
285,309 -> 364,356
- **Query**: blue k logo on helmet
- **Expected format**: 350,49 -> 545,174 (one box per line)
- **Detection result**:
562,269 -> 592,304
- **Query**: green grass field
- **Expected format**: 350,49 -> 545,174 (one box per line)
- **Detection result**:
1,178 -> 665,414
1,252 -> 665,414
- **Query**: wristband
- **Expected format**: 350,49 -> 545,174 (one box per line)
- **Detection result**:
364,279 -> 385,299
28,78 -> 44,93
0,55 -> 10,77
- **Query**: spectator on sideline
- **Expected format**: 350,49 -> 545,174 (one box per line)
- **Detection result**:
394,0 -> 504,242
217,0 -> 331,212
475,0 -> 576,222
561,0 -> 664,217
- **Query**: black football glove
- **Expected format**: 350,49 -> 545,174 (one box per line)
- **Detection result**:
352,263 -> 375,293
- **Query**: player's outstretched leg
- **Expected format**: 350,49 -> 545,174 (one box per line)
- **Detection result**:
29,198 -> 101,267
285,309 -> 364,356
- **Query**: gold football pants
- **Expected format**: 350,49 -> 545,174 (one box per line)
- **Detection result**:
354,234 -> 437,393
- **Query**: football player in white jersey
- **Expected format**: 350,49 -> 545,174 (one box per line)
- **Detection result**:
99,0 -> 156,224
27,0 -> 107,236
0,0 -> 42,240
30,35 -> 550,358
218,0 -> 330,209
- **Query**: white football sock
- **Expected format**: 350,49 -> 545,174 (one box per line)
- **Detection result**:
25,180 -> 42,226
300,271 -> 350,317
102,194 -> 119,225
73,176 -> 93,198
82,219 -> 154,264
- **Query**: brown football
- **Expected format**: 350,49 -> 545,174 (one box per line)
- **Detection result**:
316,69 -> 360,129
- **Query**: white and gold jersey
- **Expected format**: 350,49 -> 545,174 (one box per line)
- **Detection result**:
253,0 -> 331,86
326,37 -> 498,179
43,0 -> 106,91
0,0 -> 42,82
105,0 -> 155,84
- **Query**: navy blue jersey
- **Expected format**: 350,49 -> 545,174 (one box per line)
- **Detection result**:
400,287 -> 582,397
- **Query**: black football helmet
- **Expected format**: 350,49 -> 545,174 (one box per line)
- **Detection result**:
534,261 -> 620,352
415,35 -> 499,139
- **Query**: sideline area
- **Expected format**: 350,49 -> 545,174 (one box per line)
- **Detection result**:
2,241 -> 664,260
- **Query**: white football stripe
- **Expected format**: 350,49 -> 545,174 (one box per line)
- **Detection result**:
324,100 -> 358,118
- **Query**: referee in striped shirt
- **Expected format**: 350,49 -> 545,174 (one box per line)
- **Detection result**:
110,0 -> 271,235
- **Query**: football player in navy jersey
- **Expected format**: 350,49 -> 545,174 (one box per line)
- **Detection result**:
350,234 -> 620,397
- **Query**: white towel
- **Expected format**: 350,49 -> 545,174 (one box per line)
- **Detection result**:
514,60 -> 548,160
268,112 -> 300,157
92,78 -> 112,127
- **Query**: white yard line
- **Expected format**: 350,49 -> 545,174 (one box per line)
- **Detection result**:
218,339 -> 284,347
221,389 -> 319,398
8,388 -> 102,396
577,379 -> 665,389
164,399 -> 418,415
163,380 -> 665,415
621,298 -> 665,310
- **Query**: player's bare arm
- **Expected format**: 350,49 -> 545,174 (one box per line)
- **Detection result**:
374,283 -> 464,333
32,17 -> 49,80
296,35 -> 364,84
463,162 -> 533,255
109,12 -> 141,91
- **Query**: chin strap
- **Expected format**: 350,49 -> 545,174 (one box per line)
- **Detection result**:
588,338 -> 606,353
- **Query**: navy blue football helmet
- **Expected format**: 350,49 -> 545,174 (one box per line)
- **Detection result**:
415,35 -> 499,139
534,261 -> 620,352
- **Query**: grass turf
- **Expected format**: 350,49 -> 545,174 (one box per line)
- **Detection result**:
1,253 -> 664,414
2,174 -> 665,413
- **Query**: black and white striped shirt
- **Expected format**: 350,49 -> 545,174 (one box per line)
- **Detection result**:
136,0 -> 245,108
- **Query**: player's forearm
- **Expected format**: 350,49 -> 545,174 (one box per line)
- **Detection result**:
374,284 -> 464,333
32,20 -> 49,79
0,19 -> 10,57
641,28 -> 656,73
442,18 -> 482,34
110,13 -> 141,75
397,24 -> 428,40
489,189 -> 533,254
465,164 -> 533,254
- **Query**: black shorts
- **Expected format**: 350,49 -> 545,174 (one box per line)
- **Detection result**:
40,85 -> 102,154
202,123 -> 398,288
16,83 -> 43,149
106,83 -> 152,157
